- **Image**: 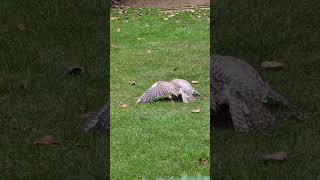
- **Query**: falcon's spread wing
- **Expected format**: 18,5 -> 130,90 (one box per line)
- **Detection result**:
212,55 -> 279,132
180,90 -> 196,103
84,101 -> 109,132
137,81 -> 178,104
171,79 -> 200,95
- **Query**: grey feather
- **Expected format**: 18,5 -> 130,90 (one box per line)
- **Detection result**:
211,55 -> 290,132
137,79 -> 199,104
83,100 -> 109,132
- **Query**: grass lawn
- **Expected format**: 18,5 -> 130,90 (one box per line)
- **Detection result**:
214,0 -> 320,179
1,1 -> 108,179
110,8 -> 210,179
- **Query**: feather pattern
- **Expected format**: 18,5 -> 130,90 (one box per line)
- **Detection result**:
84,100 -> 109,132
137,79 -> 199,104
211,55 -> 289,132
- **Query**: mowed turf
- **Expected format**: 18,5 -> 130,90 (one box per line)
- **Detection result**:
110,8 -> 210,179
214,0 -> 320,179
1,1 -> 107,179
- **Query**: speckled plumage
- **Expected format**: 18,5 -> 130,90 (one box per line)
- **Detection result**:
84,100 -> 109,132
211,55 -> 289,132
137,79 -> 200,104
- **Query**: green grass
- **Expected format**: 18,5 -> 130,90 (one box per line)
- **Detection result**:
214,0 -> 320,179
110,8 -> 210,179
0,1 -> 108,179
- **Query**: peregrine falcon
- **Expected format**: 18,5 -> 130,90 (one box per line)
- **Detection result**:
137,79 -> 200,104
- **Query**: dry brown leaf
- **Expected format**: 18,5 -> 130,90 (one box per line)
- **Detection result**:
146,49 -> 152,54
163,18 -> 168,21
130,81 -> 136,85
110,17 -> 119,21
192,108 -> 201,113
34,135 -> 59,146
66,65 -> 85,76
262,151 -> 288,161
17,23 -> 27,32
120,103 -> 129,109
261,61 -> 284,70
199,158 -> 208,166
192,80 -> 199,84
117,28 -> 121,32
115,68 -> 119,72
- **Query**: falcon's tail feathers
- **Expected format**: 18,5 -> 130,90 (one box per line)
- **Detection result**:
265,85 -> 291,108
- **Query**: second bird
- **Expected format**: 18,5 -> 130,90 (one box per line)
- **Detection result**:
137,79 -> 200,104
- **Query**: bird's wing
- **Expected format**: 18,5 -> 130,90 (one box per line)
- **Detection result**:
228,93 -> 274,132
137,81 -> 178,104
180,91 -> 196,103
84,101 -> 109,132
171,79 -> 199,95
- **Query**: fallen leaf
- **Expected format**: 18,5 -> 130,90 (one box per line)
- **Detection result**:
17,23 -> 27,32
163,18 -> 168,21
66,65 -> 85,76
110,17 -> 119,21
192,80 -> 199,84
115,68 -> 119,72
146,49 -> 152,54
192,108 -> 201,113
262,151 -> 288,161
261,61 -> 284,70
137,37 -> 142,40
117,28 -> 121,32
120,103 -> 128,109
130,81 -> 136,85
199,158 -> 208,166
34,135 -> 59,146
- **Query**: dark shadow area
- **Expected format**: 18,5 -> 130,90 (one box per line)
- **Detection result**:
1,0 -> 109,178
211,0 -> 320,179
